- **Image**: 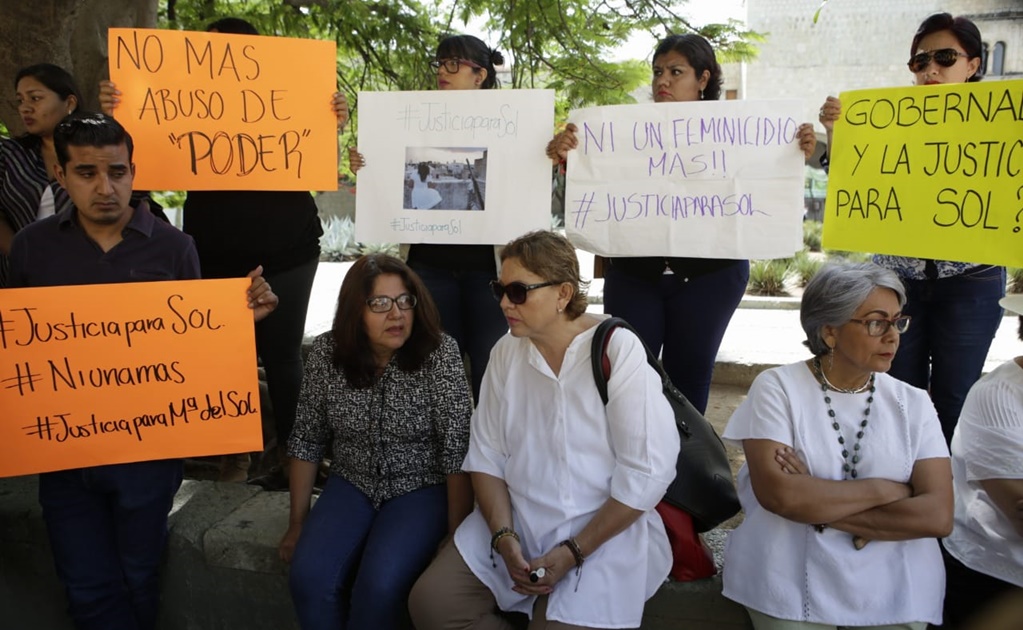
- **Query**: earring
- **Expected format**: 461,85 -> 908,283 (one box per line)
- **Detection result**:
557,305 -> 564,314
699,89 -> 704,100
828,347 -> 834,372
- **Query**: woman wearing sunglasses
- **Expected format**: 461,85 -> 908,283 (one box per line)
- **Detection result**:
721,262 -> 952,630
280,253 -> 473,630
350,34 -> 508,404
546,34 -> 817,417
410,230 -> 679,630
818,12 -> 1003,446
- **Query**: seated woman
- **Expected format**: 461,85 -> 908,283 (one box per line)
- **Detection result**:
409,230 -> 679,630
722,262 -> 952,630
941,294 -> 1023,628
279,254 -> 473,630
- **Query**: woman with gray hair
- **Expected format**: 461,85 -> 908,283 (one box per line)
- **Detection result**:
721,262 -> 953,629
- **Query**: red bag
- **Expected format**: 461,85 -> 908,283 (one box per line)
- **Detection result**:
655,502 -> 717,581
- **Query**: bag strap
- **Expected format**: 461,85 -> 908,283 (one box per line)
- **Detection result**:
590,316 -> 674,405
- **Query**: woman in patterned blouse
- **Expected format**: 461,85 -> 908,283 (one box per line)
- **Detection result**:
1,64 -> 82,286
279,254 -> 473,630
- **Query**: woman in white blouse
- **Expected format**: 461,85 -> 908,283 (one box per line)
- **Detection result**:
941,294 -> 1023,627
409,230 -> 679,629
722,262 -> 952,630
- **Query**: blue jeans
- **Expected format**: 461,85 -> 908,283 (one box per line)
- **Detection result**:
409,262 -> 507,402
603,261 -> 749,414
888,266 -> 1005,443
38,459 -> 183,630
288,475 -> 449,630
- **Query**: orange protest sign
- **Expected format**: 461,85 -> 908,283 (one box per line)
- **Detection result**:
108,28 -> 338,191
0,279 -> 262,477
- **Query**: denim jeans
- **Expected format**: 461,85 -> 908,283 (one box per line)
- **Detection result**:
409,262 -> 507,402
38,459 -> 183,630
288,475 -> 449,630
255,256 -> 319,446
888,266 -> 1005,442
603,260 -> 749,414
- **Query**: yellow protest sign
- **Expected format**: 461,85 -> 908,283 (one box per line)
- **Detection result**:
823,80 -> 1023,266
0,279 -> 262,477
108,28 -> 338,191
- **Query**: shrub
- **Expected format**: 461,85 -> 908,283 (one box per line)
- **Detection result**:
1008,268 -> 1023,294
792,251 -> 825,287
747,259 -> 790,296
803,220 -> 823,252
319,216 -> 360,262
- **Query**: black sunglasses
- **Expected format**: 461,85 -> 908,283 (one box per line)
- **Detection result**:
490,280 -> 558,305
907,48 -> 967,73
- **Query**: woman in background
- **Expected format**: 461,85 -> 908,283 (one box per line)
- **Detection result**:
350,34 -> 508,403
817,12 -> 1003,444
548,34 -> 816,414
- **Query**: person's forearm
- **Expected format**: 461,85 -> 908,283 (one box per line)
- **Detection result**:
287,458 -> 319,526
572,497 -> 644,558
446,472 -> 474,535
471,472 -> 514,533
828,491 -> 952,540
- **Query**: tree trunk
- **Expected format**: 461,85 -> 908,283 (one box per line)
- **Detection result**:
0,0 -> 158,134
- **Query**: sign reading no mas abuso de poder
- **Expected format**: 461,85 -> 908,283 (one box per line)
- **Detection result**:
824,80 -> 1023,266
108,28 -> 338,191
0,279 -> 263,477
565,99 -> 806,259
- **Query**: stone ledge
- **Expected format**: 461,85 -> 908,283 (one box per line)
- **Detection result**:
0,475 -> 751,630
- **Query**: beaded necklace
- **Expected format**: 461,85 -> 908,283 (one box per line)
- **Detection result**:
813,357 -> 875,479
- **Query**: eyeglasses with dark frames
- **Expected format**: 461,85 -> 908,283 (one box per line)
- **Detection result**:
490,280 -> 559,305
366,293 -> 417,313
907,48 -> 968,73
429,58 -> 482,74
847,316 -> 912,337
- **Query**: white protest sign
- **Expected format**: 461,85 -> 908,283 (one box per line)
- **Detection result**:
354,89 -> 555,245
565,99 -> 805,259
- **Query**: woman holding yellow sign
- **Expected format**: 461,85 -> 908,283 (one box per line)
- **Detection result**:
818,12 -> 1005,445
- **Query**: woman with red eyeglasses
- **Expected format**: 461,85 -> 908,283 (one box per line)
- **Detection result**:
817,12 -> 1004,446
350,34 -> 509,406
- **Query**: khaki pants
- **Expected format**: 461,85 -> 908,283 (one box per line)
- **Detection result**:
410,542 -> 627,630
745,608 -> 928,630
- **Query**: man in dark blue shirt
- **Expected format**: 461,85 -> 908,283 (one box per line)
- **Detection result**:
7,113 -> 277,630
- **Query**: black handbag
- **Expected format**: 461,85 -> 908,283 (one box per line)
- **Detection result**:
591,317 -> 740,532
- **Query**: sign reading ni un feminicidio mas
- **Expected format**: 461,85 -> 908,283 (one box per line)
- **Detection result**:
823,80 -> 1023,267
564,99 -> 806,259
0,279 -> 263,477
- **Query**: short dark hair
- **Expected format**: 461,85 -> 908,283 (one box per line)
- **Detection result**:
417,162 -> 431,182
436,34 -> 504,90
53,112 -> 134,169
500,230 -> 589,319
331,254 -> 443,388
653,34 -> 723,101
911,12 -> 983,83
207,17 -> 259,35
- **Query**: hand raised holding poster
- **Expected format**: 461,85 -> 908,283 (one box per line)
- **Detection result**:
353,89 -> 554,245
108,28 -> 338,191
564,99 -> 806,259
0,279 -> 262,477
823,80 -> 1023,267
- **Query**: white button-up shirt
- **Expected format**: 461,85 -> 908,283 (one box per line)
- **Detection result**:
454,322 -> 679,628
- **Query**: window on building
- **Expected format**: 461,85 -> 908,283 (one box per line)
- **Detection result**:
992,42 -> 1006,76
982,42 -> 990,75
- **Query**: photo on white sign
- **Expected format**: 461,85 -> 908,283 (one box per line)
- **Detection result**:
404,146 -> 488,211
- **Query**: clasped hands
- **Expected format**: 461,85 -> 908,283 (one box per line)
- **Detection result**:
493,534 -> 575,596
